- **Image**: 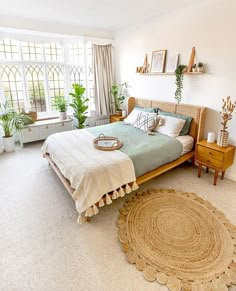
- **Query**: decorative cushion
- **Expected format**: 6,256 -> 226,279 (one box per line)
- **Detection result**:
158,110 -> 192,135
124,109 -> 159,133
154,115 -> 186,137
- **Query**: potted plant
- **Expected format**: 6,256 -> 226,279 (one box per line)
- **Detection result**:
174,65 -> 186,104
197,62 -> 204,72
54,96 -> 68,121
111,82 -> 128,115
0,102 -> 32,152
191,64 -> 197,73
69,83 -> 89,129
217,96 -> 236,147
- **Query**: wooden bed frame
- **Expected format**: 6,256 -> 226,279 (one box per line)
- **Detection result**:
45,97 -> 206,207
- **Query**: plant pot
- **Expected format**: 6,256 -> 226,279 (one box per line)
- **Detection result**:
197,67 -> 204,72
116,110 -> 122,116
192,68 -> 197,73
59,112 -> 67,121
217,130 -> 229,147
2,136 -> 15,152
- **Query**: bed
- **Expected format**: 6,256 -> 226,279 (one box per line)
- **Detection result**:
42,97 -> 206,223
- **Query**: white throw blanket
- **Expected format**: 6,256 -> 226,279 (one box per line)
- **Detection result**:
41,129 -> 138,222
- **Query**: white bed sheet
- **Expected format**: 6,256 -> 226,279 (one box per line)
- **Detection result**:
176,135 -> 194,155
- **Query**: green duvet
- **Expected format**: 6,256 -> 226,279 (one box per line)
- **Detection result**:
87,122 -> 183,177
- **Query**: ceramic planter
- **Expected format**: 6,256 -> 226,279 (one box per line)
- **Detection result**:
217,130 -> 229,147
59,112 -> 67,121
2,136 -> 15,152
197,67 -> 204,72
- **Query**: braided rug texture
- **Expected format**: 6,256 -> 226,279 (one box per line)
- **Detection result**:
117,188 -> 236,291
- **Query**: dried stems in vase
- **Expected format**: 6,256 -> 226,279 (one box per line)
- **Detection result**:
220,96 -> 236,132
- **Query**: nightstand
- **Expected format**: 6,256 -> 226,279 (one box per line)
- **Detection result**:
195,140 -> 235,185
110,114 -> 125,123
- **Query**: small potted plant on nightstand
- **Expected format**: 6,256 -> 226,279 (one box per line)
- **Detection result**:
217,96 -> 236,147
54,96 -> 68,121
0,102 -> 32,152
197,62 -> 204,72
111,82 -> 128,115
191,64 -> 197,72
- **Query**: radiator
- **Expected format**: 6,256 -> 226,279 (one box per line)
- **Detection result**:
95,118 -> 109,126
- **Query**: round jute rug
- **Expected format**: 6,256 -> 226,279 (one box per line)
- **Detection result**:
117,188 -> 236,290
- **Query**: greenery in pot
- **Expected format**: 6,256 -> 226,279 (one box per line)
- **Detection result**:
175,65 -> 186,104
54,96 -> 67,112
111,82 -> 128,113
220,96 -> 236,132
198,62 -> 204,68
69,83 -> 89,129
0,101 -> 32,137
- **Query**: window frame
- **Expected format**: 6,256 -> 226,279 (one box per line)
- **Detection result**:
0,38 -> 94,114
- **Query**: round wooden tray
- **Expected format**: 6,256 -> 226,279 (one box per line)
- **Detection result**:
93,134 -> 123,151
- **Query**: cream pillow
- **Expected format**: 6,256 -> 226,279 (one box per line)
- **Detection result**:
124,110 -> 159,133
154,115 -> 186,137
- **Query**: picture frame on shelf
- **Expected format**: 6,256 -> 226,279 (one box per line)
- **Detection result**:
165,54 -> 179,73
150,50 -> 167,73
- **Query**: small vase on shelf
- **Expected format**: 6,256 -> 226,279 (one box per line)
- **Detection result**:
217,130 -> 229,147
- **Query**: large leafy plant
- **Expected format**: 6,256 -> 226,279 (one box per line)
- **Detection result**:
69,84 -> 89,129
0,102 -> 32,137
111,82 -> 128,111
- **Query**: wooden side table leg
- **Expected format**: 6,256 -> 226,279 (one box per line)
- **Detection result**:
206,167 -> 209,173
198,164 -> 202,178
221,171 -> 225,180
214,170 -> 219,186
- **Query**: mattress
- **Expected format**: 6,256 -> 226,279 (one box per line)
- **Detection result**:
87,122 -> 183,177
176,135 -> 194,155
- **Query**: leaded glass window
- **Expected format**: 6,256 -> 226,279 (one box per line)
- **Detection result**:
47,66 -> 64,109
0,65 -> 24,110
0,38 -> 18,60
70,66 -> 85,86
26,66 -> 46,112
45,43 -> 63,62
23,43 -> 42,61
86,42 -> 95,110
68,43 -> 84,64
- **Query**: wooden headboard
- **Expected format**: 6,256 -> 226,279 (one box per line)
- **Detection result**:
127,97 -> 206,143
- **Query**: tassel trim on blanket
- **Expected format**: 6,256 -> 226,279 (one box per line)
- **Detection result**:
79,181 -> 139,223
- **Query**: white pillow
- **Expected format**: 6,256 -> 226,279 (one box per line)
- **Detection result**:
154,115 -> 186,137
124,110 -> 159,133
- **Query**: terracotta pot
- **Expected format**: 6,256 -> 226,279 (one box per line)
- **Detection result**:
217,130 -> 229,147
116,110 -> 122,116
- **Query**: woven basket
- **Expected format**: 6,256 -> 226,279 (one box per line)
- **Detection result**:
217,130 -> 229,147
24,111 -> 37,122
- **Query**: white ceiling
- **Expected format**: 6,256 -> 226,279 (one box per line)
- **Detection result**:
0,0 -> 199,33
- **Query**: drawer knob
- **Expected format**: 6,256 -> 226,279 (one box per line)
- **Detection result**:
46,126 -> 48,129
28,128 -> 31,132
62,123 -> 64,126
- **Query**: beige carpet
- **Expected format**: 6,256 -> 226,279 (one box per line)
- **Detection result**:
1,141 -> 236,291
118,188 -> 236,290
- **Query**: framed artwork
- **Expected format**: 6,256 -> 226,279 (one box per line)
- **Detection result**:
165,54 -> 179,73
150,50 -> 167,73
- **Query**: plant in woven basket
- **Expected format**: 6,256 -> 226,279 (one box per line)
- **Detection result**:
220,96 -> 236,132
175,65 -> 186,104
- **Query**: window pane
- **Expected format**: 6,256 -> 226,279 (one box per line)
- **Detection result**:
68,43 -> 84,64
45,43 -> 63,62
23,43 -> 43,61
69,66 -> 85,86
0,65 -> 24,111
25,66 -> 46,112
86,42 -> 95,111
0,38 -> 18,60
47,66 -> 64,109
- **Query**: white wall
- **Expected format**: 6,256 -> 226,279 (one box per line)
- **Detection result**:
115,0 -> 236,181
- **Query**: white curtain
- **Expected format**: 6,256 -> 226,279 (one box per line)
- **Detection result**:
93,44 -> 114,115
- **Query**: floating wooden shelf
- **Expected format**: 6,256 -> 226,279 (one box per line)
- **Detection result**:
138,72 -> 205,75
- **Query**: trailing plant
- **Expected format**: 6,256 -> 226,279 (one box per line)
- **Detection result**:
54,96 -> 67,112
175,65 -> 186,104
111,82 -> 128,111
69,83 -> 89,129
220,96 -> 236,132
0,101 -> 32,137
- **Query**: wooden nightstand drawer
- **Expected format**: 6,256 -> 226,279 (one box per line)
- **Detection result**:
197,145 -> 223,161
197,152 -> 223,169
